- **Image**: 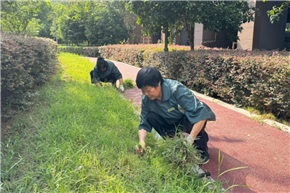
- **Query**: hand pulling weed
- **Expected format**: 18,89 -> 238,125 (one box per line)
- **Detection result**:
140,133 -> 203,169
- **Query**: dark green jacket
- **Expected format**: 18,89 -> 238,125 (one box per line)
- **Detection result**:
92,61 -> 122,84
139,79 -> 216,132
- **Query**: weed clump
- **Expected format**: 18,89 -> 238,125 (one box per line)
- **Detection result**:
142,133 -> 203,168
123,79 -> 135,89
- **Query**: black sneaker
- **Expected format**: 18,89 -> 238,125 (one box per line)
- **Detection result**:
198,150 -> 209,165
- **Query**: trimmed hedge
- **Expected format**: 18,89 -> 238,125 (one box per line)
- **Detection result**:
99,45 -> 290,120
58,46 -> 100,57
83,47 -> 100,57
57,46 -> 84,55
98,44 -> 190,67
1,33 -> 58,118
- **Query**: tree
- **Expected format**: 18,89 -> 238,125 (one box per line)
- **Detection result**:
56,1 -> 87,45
267,0 -> 290,24
50,1 -> 67,43
85,2 -> 130,46
36,1 -> 54,39
127,1 -> 182,52
1,0 -> 42,35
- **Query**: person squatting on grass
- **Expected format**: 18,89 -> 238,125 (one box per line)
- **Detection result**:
90,57 -> 124,92
136,67 -> 216,164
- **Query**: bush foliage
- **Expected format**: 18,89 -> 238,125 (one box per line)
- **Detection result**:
99,45 -> 290,120
57,46 -> 84,56
98,44 -> 191,67
58,46 -> 100,57
1,32 -> 58,118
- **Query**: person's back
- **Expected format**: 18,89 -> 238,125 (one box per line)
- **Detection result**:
90,57 -> 124,91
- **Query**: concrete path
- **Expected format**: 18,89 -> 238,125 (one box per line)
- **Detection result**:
85,57 -> 290,193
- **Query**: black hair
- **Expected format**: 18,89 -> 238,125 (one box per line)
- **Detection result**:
97,57 -> 108,71
136,67 -> 164,88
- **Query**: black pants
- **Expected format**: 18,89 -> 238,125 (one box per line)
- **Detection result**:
90,70 -> 117,86
146,112 -> 209,152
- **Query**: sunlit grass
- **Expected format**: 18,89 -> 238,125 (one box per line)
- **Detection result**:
1,53 -> 236,192
243,106 -> 289,126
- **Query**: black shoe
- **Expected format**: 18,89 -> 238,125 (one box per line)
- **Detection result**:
198,150 -> 209,165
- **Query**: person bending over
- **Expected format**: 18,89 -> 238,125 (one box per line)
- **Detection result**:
136,67 -> 216,164
90,57 -> 124,92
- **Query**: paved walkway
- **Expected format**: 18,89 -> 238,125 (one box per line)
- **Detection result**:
86,57 -> 290,193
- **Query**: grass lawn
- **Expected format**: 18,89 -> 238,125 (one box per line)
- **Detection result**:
1,53 -> 229,192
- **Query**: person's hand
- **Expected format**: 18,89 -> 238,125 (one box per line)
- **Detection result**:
96,83 -> 102,88
182,132 -> 194,146
119,85 -> 124,92
135,141 -> 145,156
185,135 -> 194,146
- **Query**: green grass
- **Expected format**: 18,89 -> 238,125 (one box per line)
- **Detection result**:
1,53 -> 240,192
243,107 -> 290,126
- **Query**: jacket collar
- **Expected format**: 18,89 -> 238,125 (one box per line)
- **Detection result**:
161,79 -> 170,102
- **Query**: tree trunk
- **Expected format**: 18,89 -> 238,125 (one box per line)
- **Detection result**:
185,25 -> 195,51
183,17 -> 195,51
189,26 -> 195,51
164,26 -> 169,52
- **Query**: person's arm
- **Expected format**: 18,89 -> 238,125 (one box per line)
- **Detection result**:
111,63 -> 123,86
174,83 -> 215,144
138,129 -> 147,152
184,119 -> 206,145
119,78 -> 123,86
119,78 -> 124,92
136,96 -> 151,154
95,83 -> 102,88
92,67 -> 102,87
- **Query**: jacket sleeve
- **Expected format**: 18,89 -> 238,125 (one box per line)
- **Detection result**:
92,66 -> 100,84
174,84 -> 216,124
138,95 -> 152,132
111,65 -> 122,80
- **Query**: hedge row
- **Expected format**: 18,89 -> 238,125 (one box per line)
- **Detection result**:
99,45 -> 290,120
58,46 -> 100,57
98,44 -> 190,67
1,33 -> 58,118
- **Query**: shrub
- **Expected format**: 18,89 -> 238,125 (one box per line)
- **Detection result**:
1,32 -> 58,118
83,47 -> 100,57
99,44 -> 290,120
57,46 -> 84,55
57,46 -> 100,57
98,44 -> 190,67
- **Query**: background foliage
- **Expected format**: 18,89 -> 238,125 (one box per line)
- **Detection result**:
1,1 -> 132,46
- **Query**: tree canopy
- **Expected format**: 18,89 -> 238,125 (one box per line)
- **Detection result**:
1,0 -> 43,35
1,0 -> 132,46
128,1 -> 255,51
